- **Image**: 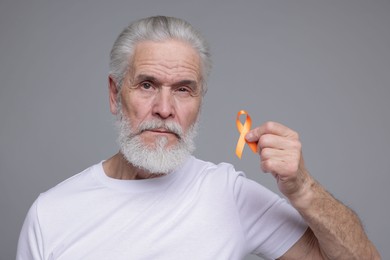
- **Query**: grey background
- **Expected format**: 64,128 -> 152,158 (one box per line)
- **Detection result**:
1,0 -> 389,259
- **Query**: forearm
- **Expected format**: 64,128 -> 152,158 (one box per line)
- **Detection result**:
290,173 -> 380,260
246,122 -> 380,259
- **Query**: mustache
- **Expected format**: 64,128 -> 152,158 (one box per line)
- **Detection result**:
134,120 -> 184,139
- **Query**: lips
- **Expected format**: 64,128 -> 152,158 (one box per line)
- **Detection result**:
143,128 -> 180,139
136,120 -> 183,139
151,128 -> 171,133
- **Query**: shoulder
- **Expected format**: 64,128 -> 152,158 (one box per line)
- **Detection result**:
186,156 -> 245,178
183,156 -> 252,196
36,162 -> 102,210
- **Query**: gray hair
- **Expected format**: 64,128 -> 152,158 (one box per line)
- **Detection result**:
109,16 -> 212,95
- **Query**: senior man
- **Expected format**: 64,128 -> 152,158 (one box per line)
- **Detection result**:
17,16 -> 379,259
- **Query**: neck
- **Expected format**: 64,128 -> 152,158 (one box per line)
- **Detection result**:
103,152 -> 165,180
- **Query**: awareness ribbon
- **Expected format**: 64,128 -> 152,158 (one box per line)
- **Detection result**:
236,110 -> 258,159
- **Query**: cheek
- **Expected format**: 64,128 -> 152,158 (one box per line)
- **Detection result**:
180,101 -> 201,130
122,95 -> 152,121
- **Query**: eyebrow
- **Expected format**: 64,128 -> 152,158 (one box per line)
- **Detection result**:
134,74 -> 158,84
134,74 -> 199,90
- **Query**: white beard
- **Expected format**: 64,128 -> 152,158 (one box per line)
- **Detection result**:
116,114 -> 198,175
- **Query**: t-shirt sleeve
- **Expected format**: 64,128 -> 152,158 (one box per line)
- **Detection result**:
16,197 -> 44,260
233,172 -> 308,259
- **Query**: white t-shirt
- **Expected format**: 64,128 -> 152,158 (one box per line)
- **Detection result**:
17,156 -> 307,260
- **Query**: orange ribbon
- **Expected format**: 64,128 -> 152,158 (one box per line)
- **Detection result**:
236,110 -> 258,159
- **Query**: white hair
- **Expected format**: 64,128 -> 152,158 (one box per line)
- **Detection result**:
116,114 -> 198,174
109,16 -> 212,96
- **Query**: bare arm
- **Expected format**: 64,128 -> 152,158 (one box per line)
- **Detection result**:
280,168 -> 379,259
246,122 -> 380,259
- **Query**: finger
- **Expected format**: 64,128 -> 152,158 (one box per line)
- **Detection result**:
258,134 -> 302,151
260,147 -> 300,165
260,147 -> 296,160
261,156 -> 300,177
246,121 -> 299,143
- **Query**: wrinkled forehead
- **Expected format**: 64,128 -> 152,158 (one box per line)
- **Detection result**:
129,40 -> 202,84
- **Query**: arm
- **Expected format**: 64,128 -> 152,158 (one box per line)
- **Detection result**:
17,198 -> 44,260
245,121 -> 380,260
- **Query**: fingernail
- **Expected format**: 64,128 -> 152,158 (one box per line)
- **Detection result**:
246,132 -> 254,141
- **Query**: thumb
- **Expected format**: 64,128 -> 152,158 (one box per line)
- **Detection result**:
245,129 -> 258,142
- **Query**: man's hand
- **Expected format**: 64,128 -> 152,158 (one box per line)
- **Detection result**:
246,121 -> 380,259
245,121 -> 311,201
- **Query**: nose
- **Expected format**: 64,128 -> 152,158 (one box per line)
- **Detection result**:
152,87 -> 175,119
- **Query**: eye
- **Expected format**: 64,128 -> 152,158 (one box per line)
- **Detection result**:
174,85 -> 200,97
140,82 -> 153,90
177,87 -> 190,92
174,86 -> 193,97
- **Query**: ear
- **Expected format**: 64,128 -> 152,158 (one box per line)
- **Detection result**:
108,75 -> 120,115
